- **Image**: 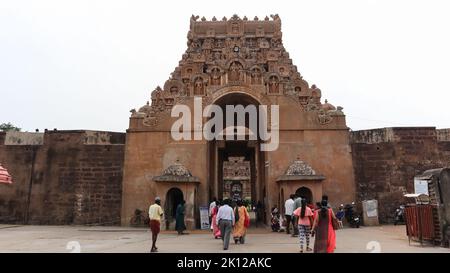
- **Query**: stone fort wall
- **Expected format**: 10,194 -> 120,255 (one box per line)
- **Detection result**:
0,130 -> 125,225
1,127 -> 449,225
350,127 -> 450,223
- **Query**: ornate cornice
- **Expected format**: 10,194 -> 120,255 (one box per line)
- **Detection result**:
276,157 -> 325,182
153,160 -> 200,183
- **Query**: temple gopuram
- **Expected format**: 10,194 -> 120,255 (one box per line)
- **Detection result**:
122,15 -> 355,229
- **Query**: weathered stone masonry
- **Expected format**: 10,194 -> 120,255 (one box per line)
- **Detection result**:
350,127 -> 450,223
1,127 -> 449,225
0,130 -> 125,225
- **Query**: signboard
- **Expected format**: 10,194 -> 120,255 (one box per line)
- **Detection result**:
414,178 -> 429,195
199,206 -> 210,230
364,200 -> 378,218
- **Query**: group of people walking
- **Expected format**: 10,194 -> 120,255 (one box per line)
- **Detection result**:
273,194 -> 338,253
147,194 -> 337,253
209,198 -> 250,250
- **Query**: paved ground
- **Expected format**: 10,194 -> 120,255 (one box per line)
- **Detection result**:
0,224 -> 448,253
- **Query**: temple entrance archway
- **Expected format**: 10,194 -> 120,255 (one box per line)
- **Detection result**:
207,92 -> 267,223
296,187 -> 313,205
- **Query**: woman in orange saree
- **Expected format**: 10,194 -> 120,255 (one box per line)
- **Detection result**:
233,200 -> 250,244
311,200 -> 337,253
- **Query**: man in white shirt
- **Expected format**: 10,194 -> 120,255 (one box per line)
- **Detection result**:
148,197 -> 164,252
216,199 -> 235,250
284,194 -> 295,234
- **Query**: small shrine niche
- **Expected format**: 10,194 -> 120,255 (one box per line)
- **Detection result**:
267,75 -> 280,94
193,77 -> 206,96
228,61 -> 244,82
250,67 -> 262,85
210,68 -> 221,86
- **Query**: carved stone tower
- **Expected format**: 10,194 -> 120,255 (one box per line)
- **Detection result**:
122,15 -> 356,228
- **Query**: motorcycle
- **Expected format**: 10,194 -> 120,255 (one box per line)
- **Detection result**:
130,209 -> 149,227
394,205 -> 405,225
344,202 -> 361,228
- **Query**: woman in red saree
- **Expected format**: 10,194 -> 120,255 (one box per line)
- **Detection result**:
311,200 -> 337,253
211,201 -> 221,239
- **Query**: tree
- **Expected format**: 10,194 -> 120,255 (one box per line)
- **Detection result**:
0,122 -> 21,132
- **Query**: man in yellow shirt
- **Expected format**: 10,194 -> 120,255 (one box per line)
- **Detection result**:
149,197 -> 164,252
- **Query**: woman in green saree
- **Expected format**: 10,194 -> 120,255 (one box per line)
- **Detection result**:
175,200 -> 187,235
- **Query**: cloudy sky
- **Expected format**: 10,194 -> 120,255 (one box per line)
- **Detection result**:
1,0 -> 449,132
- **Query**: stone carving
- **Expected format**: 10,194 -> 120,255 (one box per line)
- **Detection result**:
268,75 -> 279,94
170,86 -> 178,95
162,160 -> 192,177
246,38 -> 257,48
190,15 -> 199,22
210,68 -> 221,85
285,158 -> 316,176
271,38 -> 283,49
143,111 -> 158,127
278,66 -> 288,77
132,15 -> 336,128
250,67 -> 262,85
299,96 -> 309,108
193,77 -> 206,95
321,99 -> 336,111
270,14 -> 281,21
317,109 -> 333,125
139,101 -> 152,113
223,157 -> 250,180
188,39 -> 202,53
334,106 -> 345,116
258,38 -> 270,49
231,22 -> 240,34
228,61 -> 243,82
306,97 -> 320,112
231,182 -> 243,200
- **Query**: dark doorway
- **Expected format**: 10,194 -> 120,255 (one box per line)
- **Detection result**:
207,92 -> 267,224
296,187 -> 313,204
165,187 -> 184,221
